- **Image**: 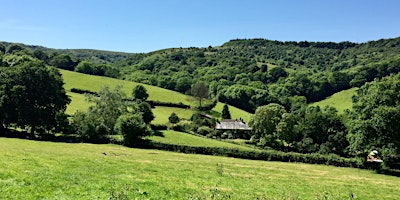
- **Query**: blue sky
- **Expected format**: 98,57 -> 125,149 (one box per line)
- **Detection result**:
1,0 -> 399,53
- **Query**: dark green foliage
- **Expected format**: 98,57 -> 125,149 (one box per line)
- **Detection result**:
51,54 -> 76,70
0,43 -> 6,54
0,61 -> 70,134
168,112 -> 180,124
146,142 -> 363,168
136,101 -> 154,124
115,113 -> 152,147
132,85 -> 149,101
7,44 -> 25,54
221,104 -> 231,119
347,74 -> 400,162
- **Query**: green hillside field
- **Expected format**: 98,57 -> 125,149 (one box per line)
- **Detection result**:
148,130 -> 256,151
61,70 -> 252,124
311,87 -> 358,114
1,138 -> 399,199
61,69 -> 192,105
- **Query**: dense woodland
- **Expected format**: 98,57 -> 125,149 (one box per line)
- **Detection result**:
1,37 -> 400,169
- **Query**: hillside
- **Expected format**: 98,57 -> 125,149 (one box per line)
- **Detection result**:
1,138 -> 399,199
61,69 -> 252,124
311,87 -> 358,114
4,37 -> 400,113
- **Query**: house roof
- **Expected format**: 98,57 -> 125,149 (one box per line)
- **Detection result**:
215,120 -> 252,131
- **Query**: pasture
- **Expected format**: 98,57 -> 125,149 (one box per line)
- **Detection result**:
61,69 -> 192,105
310,88 -> 358,114
1,138 -> 399,199
148,130 -> 256,151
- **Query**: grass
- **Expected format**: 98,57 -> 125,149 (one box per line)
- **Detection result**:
212,102 -> 252,123
61,69 -> 192,105
1,137 -> 400,199
65,92 -> 92,115
148,130 -> 256,151
311,88 -> 358,114
152,106 -> 194,125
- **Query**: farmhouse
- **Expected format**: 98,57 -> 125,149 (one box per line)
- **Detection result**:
215,119 -> 252,131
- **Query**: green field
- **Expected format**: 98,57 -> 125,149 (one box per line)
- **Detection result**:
62,70 -> 253,123
61,69 -> 192,105
152,106 -> 194,124
1,138 -> 399,199
149,130 -> 256,151
311,88 -> 358,114
213,102 -> 252,123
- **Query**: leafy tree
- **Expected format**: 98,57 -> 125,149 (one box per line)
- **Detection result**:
33,49 -> 48,62
50,54 -> 75,70
221,104 -> 231,119
115,113 -> 152,147
75,60 -> 94,74
132,85 -> 149,101
191,81 -> 209,108
168,112 -> 180,124
268,67 -> 287,82
347,74 -> 400,160
7,44 -> 25,54
0,61 -> 70,134
86,85 -> 128,134
0,43 -> 5,54
136,101 -> 154,124
249,103 -> 287,146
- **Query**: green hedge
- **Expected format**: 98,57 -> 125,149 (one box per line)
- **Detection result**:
141,142 -> 364,168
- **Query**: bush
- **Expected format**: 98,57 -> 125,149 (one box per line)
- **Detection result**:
197,126 -> 214,136
168,112 -> 180,124
115,113 -> 153,147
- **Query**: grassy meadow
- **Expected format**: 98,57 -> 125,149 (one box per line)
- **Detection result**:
151,106 -> 193,124
311,88 -> 358,114
61,69 -> 192,105
61,70 -> 253,124
1,138 -> 400,199
148,130 -> 256,151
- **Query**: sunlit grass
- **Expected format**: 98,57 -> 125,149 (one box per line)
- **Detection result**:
311,88 -> 358,114
148,130 -> 255,151
61,69 -> 192,105
1,138 -> 399,199
152,106 -> 194,125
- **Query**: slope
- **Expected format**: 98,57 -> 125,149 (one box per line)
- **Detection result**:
1,138 -> 399,199
311,87 -> 358,114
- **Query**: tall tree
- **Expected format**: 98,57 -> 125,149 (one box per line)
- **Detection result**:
0,61 -> 70,134
86,85 -> 128,133
132,85 -> 149,101
191,81 -> 209,108
347,74 -> 400,160
50,54 -> 75,70
221,104 -> 231,119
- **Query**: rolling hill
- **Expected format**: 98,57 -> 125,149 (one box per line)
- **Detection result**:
61,69 -> 252,124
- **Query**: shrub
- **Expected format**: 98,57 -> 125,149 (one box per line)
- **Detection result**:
197,126 -> 214,136
115,113 -> 153,147
168,112 -> 180,124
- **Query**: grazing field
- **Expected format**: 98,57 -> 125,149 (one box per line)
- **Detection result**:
148,130 -> 256,151
1,138 -> 399,199
60,69 -> 192,105
152,106 -> 194,124
61,70 -> 253,122
65,92 -> 92,115
311,88 -> 358,114
213,102 -> 252,123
